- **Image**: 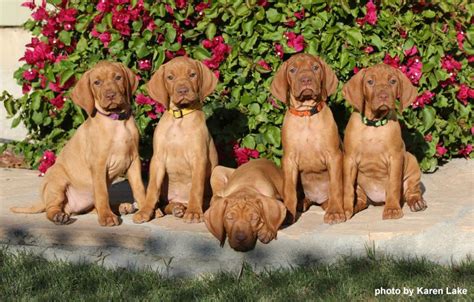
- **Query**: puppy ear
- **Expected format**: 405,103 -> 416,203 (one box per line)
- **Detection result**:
316,57 -> 338,101
204,196 -> 228,247
70,69 -> 95,116
210,166 -> 235,195
114,63 -> 138,99
270,60 -> 289,104
197,60 -> 218,102
258,197 -> 287,241
147,64 -> 169,108
395,68 -> 418,111
342,69 -> 366,112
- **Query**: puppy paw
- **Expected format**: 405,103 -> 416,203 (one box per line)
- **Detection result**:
155,208 -> 165,218
344,210 -> 354,220
258,227 -> 275,244
382,207 -> 404,220
183,208 -> 204,223
119,203 -> 136,215
406,196 -> 427,212
52,212 -> 73,225
324,211 -> 346,224
172,203 -> 186,218
132,209 -> 153,224
98,212 -> 120,226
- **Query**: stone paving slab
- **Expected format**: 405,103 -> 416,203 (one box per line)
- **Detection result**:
0,159 -> 473,277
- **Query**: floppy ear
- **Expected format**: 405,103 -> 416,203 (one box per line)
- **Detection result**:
258,197 -> 287,241
197,60 -> 218,102
342,69 -> 366,112
210,166 -> 235,195
70,69 -> 95,116
270,60 -> 289,104
316,57 -> 339,101
395,68 -> 418,112
147,64 -> 169,108
204,196 -> 228,247
114,63 -> 138,100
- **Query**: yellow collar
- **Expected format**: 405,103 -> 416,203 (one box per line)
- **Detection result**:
168,105 -> 201,118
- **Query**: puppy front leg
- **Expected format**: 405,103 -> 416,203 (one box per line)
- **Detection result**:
403,152 -> 427,212
343,154 -> 357,219
324,151 -> 346,224
92,164 -> 119,226
120,156 -> 146,215
133,155 -> 165,223
282,156 -> 298,223
383,153 -> 404,220
183,156 -> 207,223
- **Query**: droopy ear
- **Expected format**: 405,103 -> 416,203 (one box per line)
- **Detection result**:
147,64 -> 169,108
342,69 -> 366,112
395,68 -> 418,112
114,63 -> 138,100
197,60 -> 218,102
210,165 -> 235,195
70,69 -> 95,116
316,57 -> 339,101
258,197 -> 287,241
270,60 -> 289,104
204,196 -> 228,247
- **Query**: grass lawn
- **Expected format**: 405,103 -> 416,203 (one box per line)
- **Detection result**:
0,248 -> 472,301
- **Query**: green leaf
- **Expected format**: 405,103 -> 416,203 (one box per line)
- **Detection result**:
206,23 -> 217,40
422,10 -> 436,18
346,28 -> 363,46
262,126 -> 281,147
58,31 -> 72,46
242,135 -> 256,149
266,8 -> 281,23
60,69 -> 75,86
248,103 -> 260,115
421,106 -> 436,132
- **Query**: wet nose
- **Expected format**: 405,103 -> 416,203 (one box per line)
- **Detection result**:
300,76 -> 312,86
177,86 -> 189,95
105,90 -> 117,100
235,231 -> 247,242
379,92 -> 389,101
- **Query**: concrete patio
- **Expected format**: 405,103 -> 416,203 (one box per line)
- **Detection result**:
0,159 -> 473,277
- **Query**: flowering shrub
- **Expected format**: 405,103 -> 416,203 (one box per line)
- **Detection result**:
1,0 -> 473,172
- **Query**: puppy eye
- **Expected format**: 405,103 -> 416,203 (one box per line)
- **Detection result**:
250,213 -> 259,221
289,67 -> 297,74
94,80 -> 102,86
115,75 -> 122,81
312,65 -> 319,71
367,80 -> 374,85
167,75 -> 174,80
390,79 -> 397,85
189,72 -> 196,78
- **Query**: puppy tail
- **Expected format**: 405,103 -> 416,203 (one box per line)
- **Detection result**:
10,202 -> 45,214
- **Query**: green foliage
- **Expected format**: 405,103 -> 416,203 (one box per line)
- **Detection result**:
1,0 -> 473,171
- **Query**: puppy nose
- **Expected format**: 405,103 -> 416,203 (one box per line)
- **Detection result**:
379,92 -> 389,100
300,77 -> 312,85
235,231 -> 247,242
105,90 -> 117,100
177,86 -> 189,95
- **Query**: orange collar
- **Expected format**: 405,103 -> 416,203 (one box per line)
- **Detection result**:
288,102 -> 325,117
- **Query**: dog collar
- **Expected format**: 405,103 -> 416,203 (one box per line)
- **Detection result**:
288,102 -> 325,117
96,109 -> 130,120
168,104 -> 202,119
361,114 -> 388,127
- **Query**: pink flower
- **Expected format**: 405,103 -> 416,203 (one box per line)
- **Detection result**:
294,8 -> 305,20
195,1 -> 211,14
383,54 -> 400,68
458,144 -> 472,157
175,0 -> 187,9
424,133 -> 432,142
284,19 -> 296,27
356,0 -> 377,26
268,97 -> 280,109
364,46 -> 374,54
155,103 -> 166,114
404,56 -> 423,85
456,84 -> 474,106
112,7 -> 132,36
213,70 -> 220,79
96,0 -> 111,13
202,36 -> 231,69
22,69 -> 38,81
468,56 -> 474,63
441,55 -> 462,73
257,60 -> 271,70
404,46 -> 418,57
275,43 -> 284,59
471,126 -> 474,136
436,144 -> 448,157
439,73 -> 457,88
22,83 -> 31,94
38,150 -> 56,176
21,0 -> 35,10
136,94 -> 155,105
412,91 -> 435,109
49,94 -> 65,109
285,32 -> 305,52
399,28 -> 407,39
257,0 -> 269,7
233,143 -> 259,166
138,59 -> 152,70
456,31 -> 465,50
32,6 -> 48,21
353,66 -> 360,74
165,4 -> 174,15
98,32 -> 111,47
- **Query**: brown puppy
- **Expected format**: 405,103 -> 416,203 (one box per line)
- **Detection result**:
342,63 -> 427,220
204,159 -> 287,252
270,53 -> 345,224
10,61 -> 146,226
132,57 -> 218,224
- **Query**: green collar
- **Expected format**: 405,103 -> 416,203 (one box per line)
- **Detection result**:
361,114 -> 388,127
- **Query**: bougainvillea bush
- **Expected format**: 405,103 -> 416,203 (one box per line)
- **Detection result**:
1,0 -> 473,173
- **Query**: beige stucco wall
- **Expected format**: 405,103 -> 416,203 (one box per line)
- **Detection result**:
0,0 -> 31,140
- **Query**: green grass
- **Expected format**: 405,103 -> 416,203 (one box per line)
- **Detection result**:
0,248 -> 472,301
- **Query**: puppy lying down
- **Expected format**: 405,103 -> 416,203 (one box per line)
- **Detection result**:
204,159 -> 287,252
